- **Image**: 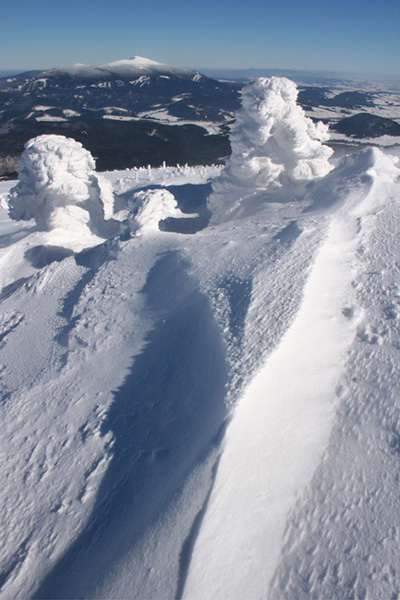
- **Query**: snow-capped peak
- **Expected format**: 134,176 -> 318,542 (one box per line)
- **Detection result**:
30,56 -> 204,81
38,56 -> 203,82
101,56 -> 200,79
102,56 -> 167,72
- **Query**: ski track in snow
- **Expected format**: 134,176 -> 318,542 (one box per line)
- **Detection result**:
0,148 -> 399,599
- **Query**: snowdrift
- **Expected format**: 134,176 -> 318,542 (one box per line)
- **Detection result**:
306,146 -> 400,215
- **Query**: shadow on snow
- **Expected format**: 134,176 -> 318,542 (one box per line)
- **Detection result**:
34,250 -> 228,599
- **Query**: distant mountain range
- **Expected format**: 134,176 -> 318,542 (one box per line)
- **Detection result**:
0,56 -> 242,176
0,56 -> 399,177
0,56 -> 240,126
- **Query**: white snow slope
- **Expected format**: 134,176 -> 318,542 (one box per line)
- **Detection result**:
1,93 -> 400,599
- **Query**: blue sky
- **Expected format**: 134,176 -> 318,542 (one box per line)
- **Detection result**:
1,0 -> 399,76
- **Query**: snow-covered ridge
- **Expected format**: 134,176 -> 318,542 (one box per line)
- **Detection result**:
40,63 -> 112,80
1,78 -> 400,600
40,56 -> 203,82
101,56 -> 201,80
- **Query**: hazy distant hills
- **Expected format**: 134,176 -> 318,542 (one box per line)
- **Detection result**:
0,57 -> 242,176
298,88 -> 375,109
0,57 -> 240,121
0,56 -> 399,177
332,113 -> 400,137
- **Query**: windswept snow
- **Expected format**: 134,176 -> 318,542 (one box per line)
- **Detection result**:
1,78 -> 400,600
182,211 -> 362,599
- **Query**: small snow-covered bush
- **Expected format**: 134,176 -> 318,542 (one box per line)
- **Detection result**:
127,188 -> 183,234
208,77 -> 334,223
8,135 -> 116,239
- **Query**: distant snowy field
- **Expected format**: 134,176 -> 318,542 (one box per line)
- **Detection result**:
1,79 -> 400,600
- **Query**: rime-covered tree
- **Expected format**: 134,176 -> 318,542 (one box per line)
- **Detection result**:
208,77 -> 333,223
8,135 -> 116,241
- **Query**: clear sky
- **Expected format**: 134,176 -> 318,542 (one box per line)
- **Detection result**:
1,0 -> 399,76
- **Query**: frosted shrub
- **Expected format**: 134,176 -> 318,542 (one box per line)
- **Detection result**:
8,135 -> 116,239
127,188 -> 184,234
208,77 -> 334,223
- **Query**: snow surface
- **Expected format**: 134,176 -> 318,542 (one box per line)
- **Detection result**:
35,115 -> 68,122
1,79 -> 400,600
135,108 -> 226,134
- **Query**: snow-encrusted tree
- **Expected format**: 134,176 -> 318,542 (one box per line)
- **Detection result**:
208,77 -> 334,223
127,188 -> 185,235
8,135 -> 116,239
